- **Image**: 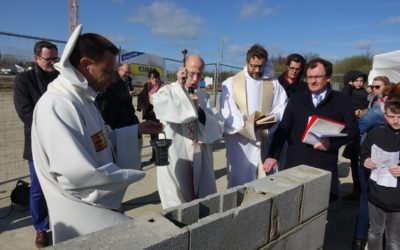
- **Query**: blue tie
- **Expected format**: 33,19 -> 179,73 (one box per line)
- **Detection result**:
315,94 -> 322,106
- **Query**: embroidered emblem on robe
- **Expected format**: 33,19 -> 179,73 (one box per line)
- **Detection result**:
91,130 -> 107,152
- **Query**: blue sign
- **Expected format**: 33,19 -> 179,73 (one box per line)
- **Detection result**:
121,51 -> 145,61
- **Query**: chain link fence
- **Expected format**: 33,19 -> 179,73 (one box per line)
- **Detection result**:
0,32 -> 345,183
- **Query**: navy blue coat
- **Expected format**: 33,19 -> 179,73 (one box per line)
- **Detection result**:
269,84 -> 359,199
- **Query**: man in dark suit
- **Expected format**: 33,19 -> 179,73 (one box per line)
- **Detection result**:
13,40 -> 59,248
263,58 -> 359,202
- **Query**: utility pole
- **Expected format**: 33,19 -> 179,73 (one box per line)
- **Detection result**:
69,0 -> 79,34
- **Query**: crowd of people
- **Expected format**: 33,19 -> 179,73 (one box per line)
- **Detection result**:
13,25 -> 400,249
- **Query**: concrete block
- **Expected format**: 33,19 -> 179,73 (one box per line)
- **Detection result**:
188,194 -> 271,250
246,174 -> 302,239
49,212 -> 188,250
199,193 -> 220,219
220,186 -> 246,212
163,186 -> 248,225
279,165 -> 331,222
261,211 -> 327,250
163,200 -> 200,226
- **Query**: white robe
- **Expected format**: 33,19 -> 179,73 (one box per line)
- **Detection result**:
31,25 -> 144,243
152,81 -> 224,209
220,66 -> 287,188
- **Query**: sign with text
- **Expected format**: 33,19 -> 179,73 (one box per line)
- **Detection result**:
120,50 -> 166,85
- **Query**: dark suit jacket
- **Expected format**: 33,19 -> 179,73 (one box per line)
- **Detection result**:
269,84 -> 359,198
13,65 -> 58,160
96,73 -> 139,130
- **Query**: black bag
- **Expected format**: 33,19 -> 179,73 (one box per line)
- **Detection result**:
11,180 -> 30,207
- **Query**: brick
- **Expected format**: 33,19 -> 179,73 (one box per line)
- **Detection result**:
49,213 -> 188,250
246,174 -> 303,239
188,195 -> 271,250
279,165 -> 331,222
261,211 -> 327,250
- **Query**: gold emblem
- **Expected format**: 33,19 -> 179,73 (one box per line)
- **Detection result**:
91,130 -> 107,152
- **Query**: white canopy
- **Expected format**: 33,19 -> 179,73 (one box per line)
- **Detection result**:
368,50 -> 400,85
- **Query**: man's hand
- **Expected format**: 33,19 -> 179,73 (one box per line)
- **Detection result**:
389,165 -> 400,177
355,109 -> 362,117
363,158 -> 377,169
314,138 -> 330,151
138,120 -> 163,135
263,158 -> 278,173
176,67 -> 187,86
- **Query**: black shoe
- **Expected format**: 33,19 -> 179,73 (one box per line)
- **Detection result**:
352,238 -> 367,250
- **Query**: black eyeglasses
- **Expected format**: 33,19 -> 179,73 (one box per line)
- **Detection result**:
38,56 -> 59,63
371,85 -> 381,90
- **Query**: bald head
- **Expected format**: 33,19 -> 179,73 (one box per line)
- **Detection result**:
186,54 -> 204,69
184,54 -> 204,89
118,63 -> 130,81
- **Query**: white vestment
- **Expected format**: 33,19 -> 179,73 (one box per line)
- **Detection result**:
220,66 -> 287,188
152,81 -> 224,209
31,25 -> 144,243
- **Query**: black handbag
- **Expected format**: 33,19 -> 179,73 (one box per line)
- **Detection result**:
10,180 -> 30,207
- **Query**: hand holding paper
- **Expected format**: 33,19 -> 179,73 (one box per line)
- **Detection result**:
301,115 -> 347,145
238,111 -> 276,141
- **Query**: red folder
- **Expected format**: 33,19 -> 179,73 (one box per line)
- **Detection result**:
301,115 -> 347,145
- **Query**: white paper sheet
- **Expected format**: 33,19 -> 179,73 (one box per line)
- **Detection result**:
370,144 -> 399,188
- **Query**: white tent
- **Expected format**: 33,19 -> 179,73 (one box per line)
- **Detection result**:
368,50 -> 400,85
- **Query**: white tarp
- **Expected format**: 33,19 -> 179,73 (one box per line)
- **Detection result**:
120,51 -> 167,85
368,50 -> 400,85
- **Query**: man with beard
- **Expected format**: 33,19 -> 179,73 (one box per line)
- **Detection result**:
13,40 -> 59,248
220,43 -> 287,188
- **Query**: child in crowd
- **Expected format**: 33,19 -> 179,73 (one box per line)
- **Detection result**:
341,71 -> 369,201
360,97 -> 400,250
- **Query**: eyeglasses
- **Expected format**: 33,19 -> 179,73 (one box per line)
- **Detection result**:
38,56 -> 59,63
187,70 -> 203,79
248,63 -> 265,70
288,66 -> 301,72
371,85 -> 381,90
306,75 -> 326,81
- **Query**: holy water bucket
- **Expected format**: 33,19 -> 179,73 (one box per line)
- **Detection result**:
150,132 -> 172,166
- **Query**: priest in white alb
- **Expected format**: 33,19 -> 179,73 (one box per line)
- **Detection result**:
31,25 -> 162,244
152,54 -> 224,209
220,44 -> 287,188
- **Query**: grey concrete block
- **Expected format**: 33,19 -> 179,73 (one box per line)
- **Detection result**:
199,194 -> 220,219
246,174 -> 303,239
188,195 -> 271,250
261,211 -> 327,250
279,165 -> 331,222
162,200 -> 200,226
220,186 -> 246,212
49,212 -> 188,250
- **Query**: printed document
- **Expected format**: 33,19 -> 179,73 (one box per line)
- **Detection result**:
370,144 -> 399,188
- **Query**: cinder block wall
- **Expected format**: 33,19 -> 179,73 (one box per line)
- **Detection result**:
49,165 -> 331,250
